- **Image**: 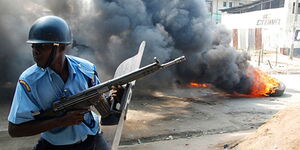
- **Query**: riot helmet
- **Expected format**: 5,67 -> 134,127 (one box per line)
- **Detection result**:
28,16 -> 72,68
27,16 -> 72,44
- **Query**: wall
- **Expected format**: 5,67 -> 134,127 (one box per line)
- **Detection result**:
207,0 -> 256,23
221,7 -> 292,51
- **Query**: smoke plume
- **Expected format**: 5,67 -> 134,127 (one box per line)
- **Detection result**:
0,0 -> 253,102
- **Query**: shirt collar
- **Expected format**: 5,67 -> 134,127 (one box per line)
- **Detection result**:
66,56 -> 77,76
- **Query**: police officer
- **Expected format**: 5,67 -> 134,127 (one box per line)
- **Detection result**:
8,16 -> 118,150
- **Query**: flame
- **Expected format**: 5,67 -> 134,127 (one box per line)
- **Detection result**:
186,67 -> 280,97
236,66 -> 280,97
188,82 -> 210,88
187,67 -> 280,97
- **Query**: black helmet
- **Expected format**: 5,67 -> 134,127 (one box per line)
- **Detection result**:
27,16 -> 72,44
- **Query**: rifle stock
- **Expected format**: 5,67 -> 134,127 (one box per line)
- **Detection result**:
32,56 -> 186,120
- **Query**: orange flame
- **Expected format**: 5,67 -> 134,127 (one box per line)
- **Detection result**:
236,66 -> 280,97
187,66 -> 280,97
188,82 -> 210,88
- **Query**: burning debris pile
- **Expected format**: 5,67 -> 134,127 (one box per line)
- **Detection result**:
236,66 -> 285,97
0,0 -> 285,99
188,66 -> 285,97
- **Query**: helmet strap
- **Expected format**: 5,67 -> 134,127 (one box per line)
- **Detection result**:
44,43 -> 59,68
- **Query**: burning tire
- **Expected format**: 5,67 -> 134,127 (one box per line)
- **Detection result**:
269,82 -> 286,97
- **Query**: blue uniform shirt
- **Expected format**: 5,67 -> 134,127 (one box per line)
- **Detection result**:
8,55 -> 101,145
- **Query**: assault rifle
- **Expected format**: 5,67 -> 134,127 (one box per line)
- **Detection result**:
32,56 -> 186,120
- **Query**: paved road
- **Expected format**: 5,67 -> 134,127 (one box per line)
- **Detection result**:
118,74 -> 300,150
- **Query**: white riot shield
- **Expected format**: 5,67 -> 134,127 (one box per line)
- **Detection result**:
102,41 -> 145,150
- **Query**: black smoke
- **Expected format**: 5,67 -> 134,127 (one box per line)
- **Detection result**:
0,0 -> 253,103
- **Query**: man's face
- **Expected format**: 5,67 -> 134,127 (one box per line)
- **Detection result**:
31,43 -> 53,68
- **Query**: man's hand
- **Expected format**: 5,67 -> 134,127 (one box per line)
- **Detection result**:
111,85 -> 124,103
8,109 -> 91,137
58,109 -> 90,127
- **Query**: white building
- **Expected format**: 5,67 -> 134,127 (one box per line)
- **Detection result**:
220,0 -> 300,56
206,0 -> 256,23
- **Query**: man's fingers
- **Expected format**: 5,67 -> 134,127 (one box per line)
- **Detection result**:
111,85 -> 123,90
110,85 -> 124,103
67,109 -> 90,117
60,109 -> 90,126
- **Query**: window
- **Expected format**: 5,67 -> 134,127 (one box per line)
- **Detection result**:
223,2 -> 227,7
206,1 -> 212,13
292,2 -> 300,14
224,0 -> 285,14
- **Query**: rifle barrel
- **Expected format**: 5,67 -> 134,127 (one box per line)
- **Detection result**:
52,56 -> 186,112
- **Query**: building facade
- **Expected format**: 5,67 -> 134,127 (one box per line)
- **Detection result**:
206,0 -> 257,23
220,0 -> 300,56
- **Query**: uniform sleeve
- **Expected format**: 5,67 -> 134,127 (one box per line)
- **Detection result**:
93,72 -> 101,85
8,82 -> 39,124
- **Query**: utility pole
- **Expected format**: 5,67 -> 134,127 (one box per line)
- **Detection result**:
290,0 -> 299,60
216,0 -> 219,23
